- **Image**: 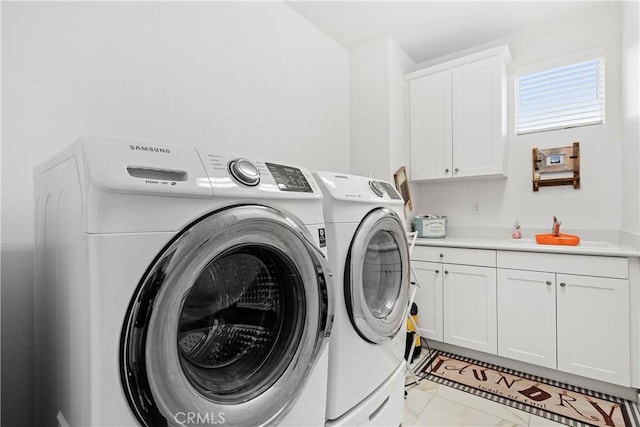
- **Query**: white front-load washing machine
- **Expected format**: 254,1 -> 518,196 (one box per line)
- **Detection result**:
313,172 -> 410,426
34,136 -> 334,427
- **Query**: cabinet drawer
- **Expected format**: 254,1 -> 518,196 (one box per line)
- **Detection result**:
412,246 -> 496,267
497,251 -> 628,279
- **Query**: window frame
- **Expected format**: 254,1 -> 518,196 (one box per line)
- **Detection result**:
515,48 -> 606,135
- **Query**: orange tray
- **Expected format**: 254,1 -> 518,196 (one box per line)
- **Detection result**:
535,233 -> 580,246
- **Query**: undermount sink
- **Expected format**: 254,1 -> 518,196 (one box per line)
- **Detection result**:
504,238 -> 537,245
503,238 -> 618,249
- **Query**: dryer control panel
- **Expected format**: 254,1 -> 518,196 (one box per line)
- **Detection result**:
313,171 -> 403,203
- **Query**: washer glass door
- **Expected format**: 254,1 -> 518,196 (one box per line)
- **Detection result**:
121,205 -> 332,427
345,208 -> 409,344
178,245 -> 302,402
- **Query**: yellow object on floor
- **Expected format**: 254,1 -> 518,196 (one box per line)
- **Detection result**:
407,314 -> 420,347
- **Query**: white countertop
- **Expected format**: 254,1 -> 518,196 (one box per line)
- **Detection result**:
413,236 -> 640,257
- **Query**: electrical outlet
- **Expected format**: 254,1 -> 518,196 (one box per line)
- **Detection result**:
472,201 -> 481,215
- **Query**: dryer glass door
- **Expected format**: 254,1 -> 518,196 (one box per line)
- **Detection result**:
346,208 -> 409,343
120,205 -> 332,427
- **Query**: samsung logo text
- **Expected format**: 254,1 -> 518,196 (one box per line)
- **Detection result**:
129,145 -> 171,154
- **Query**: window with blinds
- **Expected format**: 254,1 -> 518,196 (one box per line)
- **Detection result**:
516,57 -> 605,135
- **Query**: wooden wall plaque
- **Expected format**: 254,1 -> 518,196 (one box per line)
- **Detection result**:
532,142 -> 580,191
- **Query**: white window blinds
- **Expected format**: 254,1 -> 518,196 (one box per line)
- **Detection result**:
516,57 -> 605,135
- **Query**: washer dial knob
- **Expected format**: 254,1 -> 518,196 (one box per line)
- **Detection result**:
369,180 -> 384,197
229,158 -> 260,186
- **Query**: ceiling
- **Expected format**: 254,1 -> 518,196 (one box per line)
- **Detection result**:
284,1 -> 613,64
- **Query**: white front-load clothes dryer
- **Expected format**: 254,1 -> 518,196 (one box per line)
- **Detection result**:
34,136 -> 334,427
313,172 -> 410,426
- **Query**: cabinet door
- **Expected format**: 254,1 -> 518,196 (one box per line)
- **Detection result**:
497,269 -> 556,369
412,261 -> 443,341
452,56 -> 506,178
443,264 -> 497,354
556,274 -> 630,386
409,70 -> 452,180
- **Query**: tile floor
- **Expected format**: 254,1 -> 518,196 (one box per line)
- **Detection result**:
403,357 -> 569,427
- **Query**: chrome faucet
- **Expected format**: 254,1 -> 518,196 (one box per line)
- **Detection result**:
552,216 -> 561,237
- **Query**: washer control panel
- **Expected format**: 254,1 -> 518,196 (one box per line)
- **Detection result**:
78,136 -> 213,198
229,158 -> 260,186
199,150 -> 320,197
266,162 -> 312,193
72,137 -> 322,199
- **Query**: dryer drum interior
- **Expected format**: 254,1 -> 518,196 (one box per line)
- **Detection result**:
120,205 -> 331,427
344,208 -> 410,344
362,230 -> 403,319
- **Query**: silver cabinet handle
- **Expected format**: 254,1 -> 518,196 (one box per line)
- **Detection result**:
560,282 -> 567,287
454,168 -> 459,173
545,281 -> 552,286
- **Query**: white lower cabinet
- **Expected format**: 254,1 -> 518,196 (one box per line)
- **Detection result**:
411,246 -> 497,354
497,251 -> 631,387
497,269 -> 556,369
412,246 -> 632,387
443,264 -> 497,353
556,274 -> 630,386
412,261 -> 443,341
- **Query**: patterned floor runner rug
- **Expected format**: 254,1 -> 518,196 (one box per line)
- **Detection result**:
417,350 -> 640,427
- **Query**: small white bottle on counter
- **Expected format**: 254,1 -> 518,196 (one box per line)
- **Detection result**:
512,220 -> 522,239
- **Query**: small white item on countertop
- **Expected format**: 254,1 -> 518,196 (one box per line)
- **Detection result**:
512,220 -> 522,239
413,214 -> 447,238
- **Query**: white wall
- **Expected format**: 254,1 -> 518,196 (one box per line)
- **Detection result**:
389,38 -> 416,186
350,37 -> 415,182
621,1 -> 640,242
410,3 -> 625,237
1,2 -> 349,425
350,38 -> 391,179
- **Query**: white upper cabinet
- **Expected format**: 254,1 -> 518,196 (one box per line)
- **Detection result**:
409,70 -> 452,180
407,45 -> 509,181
